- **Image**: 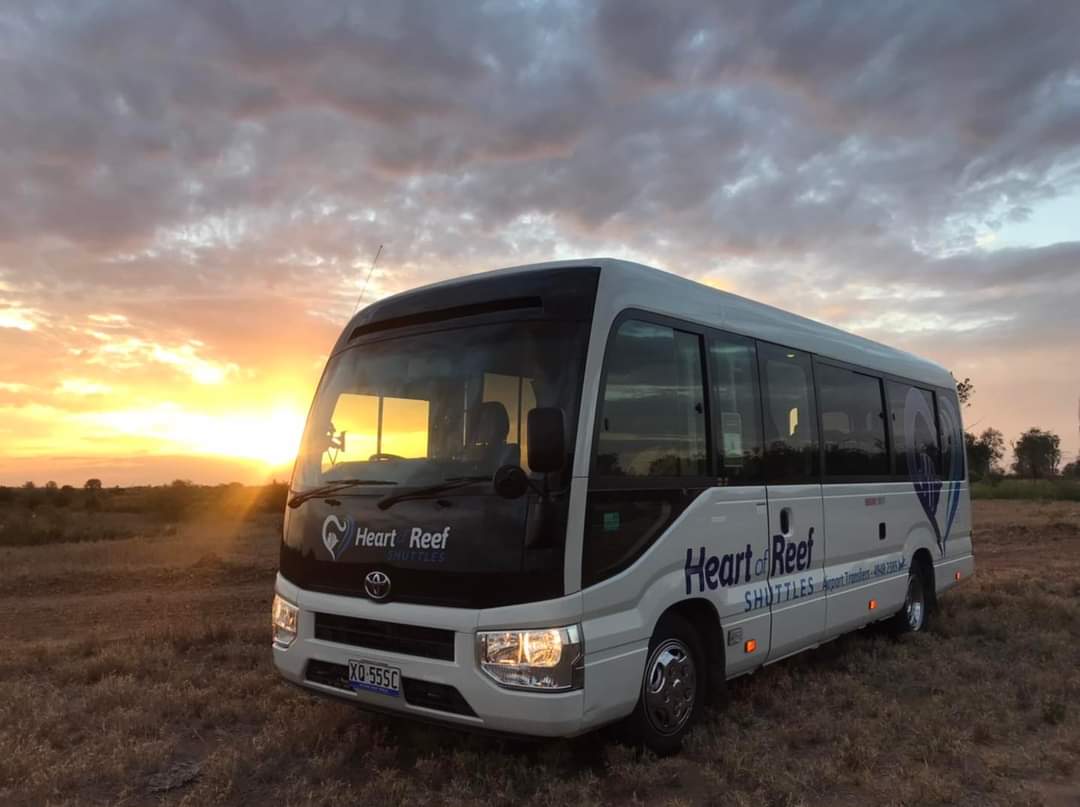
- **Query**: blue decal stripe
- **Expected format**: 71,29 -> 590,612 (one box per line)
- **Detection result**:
943,481 -> 961,544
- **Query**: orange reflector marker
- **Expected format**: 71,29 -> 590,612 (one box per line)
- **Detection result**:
744,639 -> 757,654
868,599 -> 878,610
955,571 -> 961,581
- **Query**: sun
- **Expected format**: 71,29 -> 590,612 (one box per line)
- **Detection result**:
177,406 -> 308,467
77,402 -> 309,469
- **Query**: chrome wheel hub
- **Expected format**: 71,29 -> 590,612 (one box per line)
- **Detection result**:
643,639 -> 697,736
905,577 -> 925,631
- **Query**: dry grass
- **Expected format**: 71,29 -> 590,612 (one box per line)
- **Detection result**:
1,500 -> 1078,806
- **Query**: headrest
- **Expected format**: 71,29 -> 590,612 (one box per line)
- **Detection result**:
468,401 -> 510,445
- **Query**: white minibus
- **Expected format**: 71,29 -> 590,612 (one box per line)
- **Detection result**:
272,258 -> 973,752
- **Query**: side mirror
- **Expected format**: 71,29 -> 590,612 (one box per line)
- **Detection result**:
527,407 -> 565,474
492,464 -> 530,499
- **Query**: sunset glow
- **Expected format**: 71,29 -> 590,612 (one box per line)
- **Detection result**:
83,404 -> 308,468
1,2 -> 1078,485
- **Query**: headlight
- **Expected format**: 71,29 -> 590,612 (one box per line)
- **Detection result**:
477,625 -> 583,691
272,594 -> 299,648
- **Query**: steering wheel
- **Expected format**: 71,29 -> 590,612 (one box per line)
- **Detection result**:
368,453 -> 405,462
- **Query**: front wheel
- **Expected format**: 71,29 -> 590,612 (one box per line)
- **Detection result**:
625,613 -> 706,754
892,568 -> 929,634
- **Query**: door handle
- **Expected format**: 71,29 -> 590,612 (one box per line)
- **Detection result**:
879,521 -> 887,541
780,507 -> 791,535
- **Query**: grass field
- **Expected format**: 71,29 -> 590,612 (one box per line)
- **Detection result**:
1,499 -> 1078,807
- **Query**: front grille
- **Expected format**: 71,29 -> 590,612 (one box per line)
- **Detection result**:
314,612 -> 456,661
304,660 -> 475,717
306,659 -> 351,691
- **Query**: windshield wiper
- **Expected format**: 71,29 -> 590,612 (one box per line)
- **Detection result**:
287,478 -> 398,509
376,476 -> 490,511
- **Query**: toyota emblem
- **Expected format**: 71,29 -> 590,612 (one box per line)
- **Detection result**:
364,570 -> 391,600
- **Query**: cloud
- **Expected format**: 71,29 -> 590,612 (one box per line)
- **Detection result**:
0,301 -> 45,331
55,378 -> 112,396
79,334 -> 238,385
0,0 -> 1078,475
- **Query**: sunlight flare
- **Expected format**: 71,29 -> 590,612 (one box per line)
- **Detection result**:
82,403 -> 307,467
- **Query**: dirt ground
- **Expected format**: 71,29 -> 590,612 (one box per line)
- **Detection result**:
1,500 -> 1078,807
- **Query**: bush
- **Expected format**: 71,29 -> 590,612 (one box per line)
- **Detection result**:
0,510 -> 132,547
971,478 -> 1080,501
97,482 -> 288,522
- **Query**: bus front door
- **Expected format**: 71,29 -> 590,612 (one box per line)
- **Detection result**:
765,484 -> 827,661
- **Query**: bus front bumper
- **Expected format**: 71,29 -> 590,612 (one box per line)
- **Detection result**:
271,574 -> 589,738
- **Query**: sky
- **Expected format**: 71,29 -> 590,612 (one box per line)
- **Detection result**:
1,0 -> 1078,486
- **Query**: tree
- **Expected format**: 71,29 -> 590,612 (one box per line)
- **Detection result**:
965,428 -> 1005,479
21,481 -> 41,510
84,478 -> 102,491
1011,428 -> 1061,480
1062,458 -> 1080,478
955,376 -> 974,407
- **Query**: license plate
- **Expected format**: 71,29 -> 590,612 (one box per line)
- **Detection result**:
347,659 -> 401,697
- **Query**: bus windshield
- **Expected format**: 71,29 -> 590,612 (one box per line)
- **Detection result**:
292,320 -> 587,492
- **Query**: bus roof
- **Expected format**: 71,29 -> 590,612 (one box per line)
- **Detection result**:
342,257 -> 955,390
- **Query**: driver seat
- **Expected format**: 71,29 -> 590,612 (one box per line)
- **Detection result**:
465,401 -> 517,467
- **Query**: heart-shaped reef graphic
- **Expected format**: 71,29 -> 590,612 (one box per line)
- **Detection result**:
903,389 -> 944,552
321,514 -> 354,561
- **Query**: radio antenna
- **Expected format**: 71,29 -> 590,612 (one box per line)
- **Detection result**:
353,244 -> 383,313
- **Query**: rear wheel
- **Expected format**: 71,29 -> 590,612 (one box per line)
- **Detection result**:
626,613 -> 706,754
892,568 -> 929,633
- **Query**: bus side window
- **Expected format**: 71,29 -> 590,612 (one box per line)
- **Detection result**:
757,343 -> 820,483
817,364 -> 889,478
886,381 -> 939,479
584,318 -> 710,586
594,320 -> 707,477
935,390 -> 966,482
707,332 -> 763,483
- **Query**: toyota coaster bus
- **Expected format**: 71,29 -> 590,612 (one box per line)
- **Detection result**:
272,258 -> 973,752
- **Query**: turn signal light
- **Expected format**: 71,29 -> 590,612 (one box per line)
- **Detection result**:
744,639 -> 757,654
955,571 -> 961,581
868,599 -> 878,610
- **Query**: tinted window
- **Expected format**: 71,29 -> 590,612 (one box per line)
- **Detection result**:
708,332 -> 763,483
817,364 -> 889,477
887,382 -> 939,480
583,488 -> 700,586
595,320 -> 707,477
936,390 -> 965,481
758,343 -> 819,482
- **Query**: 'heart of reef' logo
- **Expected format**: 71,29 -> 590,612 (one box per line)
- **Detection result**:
321,514 -> 354,561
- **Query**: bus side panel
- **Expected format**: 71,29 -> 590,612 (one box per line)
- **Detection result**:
763,483 -> 827,661
943,479 -> 973,560
579,486 -> 772,728
821,482 -> 911,637
936,479 -> 974,593
895,486 -> 944,585
888,478 -> 974,595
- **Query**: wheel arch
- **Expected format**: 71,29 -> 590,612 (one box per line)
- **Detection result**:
654,598 -> 726,704
910,546 -> 937,612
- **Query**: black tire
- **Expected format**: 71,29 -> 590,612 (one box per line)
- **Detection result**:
891,565 -> 930,634
625,612 -> 707,755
